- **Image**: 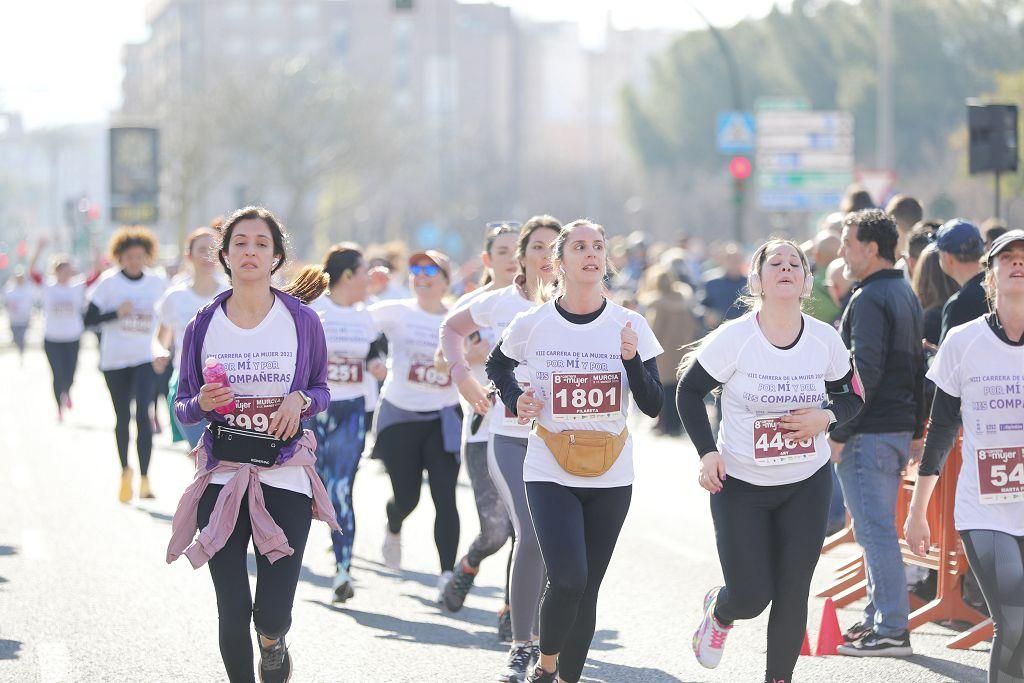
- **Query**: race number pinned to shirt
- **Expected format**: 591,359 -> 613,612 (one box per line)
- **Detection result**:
119,312 -> 153,334
407,356 -> 452,389
753,417 -> 815,466
327,354 -> 364,386
977,447 -> 1024,504
225,396 -> 284,434
551,372 -> 621,422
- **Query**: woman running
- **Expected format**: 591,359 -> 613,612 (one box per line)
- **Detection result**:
437,222 -> 519,614
443,215 -> 561,681
287,245 -> 387,604
368,249 -> 462,599
28,237 -> 102,420
156,227 -> 226,447
85,226 -> 167,502
167,206 -> 339,683
486,219 -> 663,683
905,230 -> 1024,683
3,268 -> 34,362
677,238 -> 864,683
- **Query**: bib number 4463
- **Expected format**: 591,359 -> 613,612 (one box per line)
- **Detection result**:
753,417 -> 815,466
977,447 -> 1024,504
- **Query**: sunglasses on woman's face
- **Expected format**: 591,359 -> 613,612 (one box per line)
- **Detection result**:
410,264 -> 441,277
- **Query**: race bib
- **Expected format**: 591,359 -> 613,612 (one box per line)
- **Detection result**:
407,359 -> 452,389
752,417 -> 816,466
551,372 -> 622,422
327,355 -> 364,385
224,395 -> 284,434
976,446 -> 1024,504
52,301 -> 76,317
119,312 -> 153,334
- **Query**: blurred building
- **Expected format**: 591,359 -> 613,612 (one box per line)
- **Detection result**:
119,0 -> 671,255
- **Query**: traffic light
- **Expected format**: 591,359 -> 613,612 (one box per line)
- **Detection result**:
729,156 -> 752,181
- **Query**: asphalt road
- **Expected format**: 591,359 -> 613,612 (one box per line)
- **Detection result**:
0,334 -> 992,682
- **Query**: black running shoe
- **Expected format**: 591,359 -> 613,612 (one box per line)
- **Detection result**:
836,630 -> 913,657
841,621 -> 873,644
497,607 -> 512,643
258,635 -> 292,682
526,664 -> 557,683
442,557 -> 477,612
497,643 -> 533,682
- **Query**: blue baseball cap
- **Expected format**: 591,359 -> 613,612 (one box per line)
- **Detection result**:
935,219 -> 984,258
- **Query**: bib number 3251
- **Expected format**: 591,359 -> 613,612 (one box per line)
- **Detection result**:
327,355 -> 364,385
753,417 -> 815,466
224,396 -> 283,434
977,446 -> 1024,504
552,372 -> 621,422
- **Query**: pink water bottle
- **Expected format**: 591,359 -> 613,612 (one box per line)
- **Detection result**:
202,357 -> 236,415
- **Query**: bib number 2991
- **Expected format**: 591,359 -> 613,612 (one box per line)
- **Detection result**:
753,417 -> 815,466
977,447 -> 1024,504
224,396 -> 283,434
552,372 -> 621,422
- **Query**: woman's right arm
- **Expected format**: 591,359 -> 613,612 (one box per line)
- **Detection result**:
485,341 -> 523,416
175,320 -> 214,425
677,360 -> 728,493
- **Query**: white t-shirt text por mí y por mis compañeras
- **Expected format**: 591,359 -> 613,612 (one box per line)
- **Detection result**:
43,280 -> 87,342
927,317 -> 1024,536
157,280 -> 228,363
696,311 -> 853,487
499,299 -> 664,488
469,284 -> 541,440
201,297 -> 311,496
310,295 -> 380,403
368,299 -> 459,412
87,270 -> 167,371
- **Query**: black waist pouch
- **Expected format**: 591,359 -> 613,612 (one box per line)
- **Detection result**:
209,423 -> 301,467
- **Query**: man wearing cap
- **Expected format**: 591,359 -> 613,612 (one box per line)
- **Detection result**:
935,219 -> 987,343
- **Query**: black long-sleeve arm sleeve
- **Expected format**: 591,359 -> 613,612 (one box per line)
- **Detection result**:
366,333 -> 388,362
83,301 -> 118,326
485,341 -> 524,416
824,367 -> 865,430
676,360 -> 723,458
918,388 -> 962,476
624,354 -> 662,418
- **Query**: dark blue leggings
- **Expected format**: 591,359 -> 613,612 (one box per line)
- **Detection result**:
312,396 -> 365,572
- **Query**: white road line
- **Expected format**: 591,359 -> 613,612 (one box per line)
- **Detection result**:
36,641 -> 71,683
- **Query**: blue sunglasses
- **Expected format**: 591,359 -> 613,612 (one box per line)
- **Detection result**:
410,264 -> 441,277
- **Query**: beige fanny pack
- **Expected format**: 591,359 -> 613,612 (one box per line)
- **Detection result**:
535,424 -> 629,477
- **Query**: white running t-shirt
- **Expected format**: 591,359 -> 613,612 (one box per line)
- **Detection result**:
310,295 -> 380,403
927,318 -> 1024,536
369,299 -> 459,412
201,297 -> 311,496
157,281 -> 227,362
499,299 -> 663,488
696,311 -> 852,486
87,271 -> 167,371
42,280 -> 87,342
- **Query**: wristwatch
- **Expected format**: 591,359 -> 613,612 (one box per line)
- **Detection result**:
298,391 -> 312,411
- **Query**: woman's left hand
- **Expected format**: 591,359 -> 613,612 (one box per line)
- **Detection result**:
269,392 -> 305,440
778,408 -> 831,442
620,321 -> 638,361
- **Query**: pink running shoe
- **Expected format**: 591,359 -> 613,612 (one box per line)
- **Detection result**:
692,586 -> 733,669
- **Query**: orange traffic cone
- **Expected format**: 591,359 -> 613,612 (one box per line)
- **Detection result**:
815,598 -> 843,656
800,631 -> 812,656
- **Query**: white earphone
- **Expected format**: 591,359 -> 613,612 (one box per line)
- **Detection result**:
748,247 -> 814,299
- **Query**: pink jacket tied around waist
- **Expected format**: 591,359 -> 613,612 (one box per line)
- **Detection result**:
166,430 -> 340,569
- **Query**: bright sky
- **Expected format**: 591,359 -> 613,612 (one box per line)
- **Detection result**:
0,0 -> 792,129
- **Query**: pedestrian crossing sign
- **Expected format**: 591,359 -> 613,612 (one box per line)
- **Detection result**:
717,112 -> 756,154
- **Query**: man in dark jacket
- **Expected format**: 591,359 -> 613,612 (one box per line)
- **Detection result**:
935,218 -> 987,343
830,209 -> 926,658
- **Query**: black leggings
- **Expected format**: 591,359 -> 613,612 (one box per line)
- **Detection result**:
710,463 -> 832,682
102,363 -> 155,474
960,529 -> 1024,682
43,339 -> 79,408
526,481 -> 632,683
198,483 -> 313,683
376,419 -> 460,572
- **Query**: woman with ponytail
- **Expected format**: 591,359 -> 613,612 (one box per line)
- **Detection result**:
286,244 -> 387,603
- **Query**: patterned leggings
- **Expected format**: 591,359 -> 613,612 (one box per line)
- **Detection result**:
312,396 -> 366,572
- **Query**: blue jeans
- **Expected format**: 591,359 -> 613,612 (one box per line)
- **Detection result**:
835,431 -> 912,637
313,396 -> 366,572
827,465 -> 847,531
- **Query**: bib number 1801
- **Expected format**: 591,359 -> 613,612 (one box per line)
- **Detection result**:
551,372 -> 621,422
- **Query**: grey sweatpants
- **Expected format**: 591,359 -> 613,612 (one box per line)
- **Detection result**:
489,433 -> 546,642
463,440 -> 513,567
960,529 -> 1024,683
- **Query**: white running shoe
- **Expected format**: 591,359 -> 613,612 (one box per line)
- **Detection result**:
692,586 -> 733,669
382,527 -> 402,570
436,571 -> 453,604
